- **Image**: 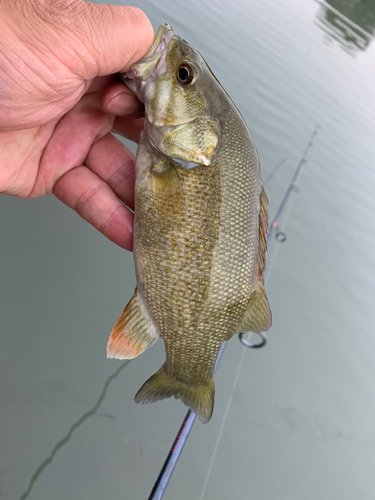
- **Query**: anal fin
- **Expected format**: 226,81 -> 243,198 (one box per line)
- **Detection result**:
107,289 -> 159,359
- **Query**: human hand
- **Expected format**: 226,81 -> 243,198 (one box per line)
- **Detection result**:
0,0 -> 154,250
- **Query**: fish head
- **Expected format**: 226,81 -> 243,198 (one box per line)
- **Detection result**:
123,24 -> 211,127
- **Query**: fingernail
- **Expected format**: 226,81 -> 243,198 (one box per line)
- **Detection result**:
106,93 -> 139,116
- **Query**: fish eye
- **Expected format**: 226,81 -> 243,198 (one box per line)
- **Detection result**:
176,64 -> 194,85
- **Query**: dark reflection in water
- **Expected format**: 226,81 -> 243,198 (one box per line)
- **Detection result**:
18,361 -> 130,500
314,0 -> 375,55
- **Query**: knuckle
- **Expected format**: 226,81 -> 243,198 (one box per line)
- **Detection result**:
74,180 -> 102,217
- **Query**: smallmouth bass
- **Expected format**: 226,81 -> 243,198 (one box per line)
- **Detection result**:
107,24 -> 271,423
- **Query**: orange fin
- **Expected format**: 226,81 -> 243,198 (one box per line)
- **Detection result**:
107,289 -> 159,360
135,365 -> 215,424
233,282 -> 272,337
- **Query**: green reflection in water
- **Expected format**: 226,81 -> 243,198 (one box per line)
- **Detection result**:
315,0 -> 375,55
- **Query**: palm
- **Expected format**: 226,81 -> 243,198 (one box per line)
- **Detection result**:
3,76 -> 109,198
1,74 -> 143,250
0,1 -> 154,250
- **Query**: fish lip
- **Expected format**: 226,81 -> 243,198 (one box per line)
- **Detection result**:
143,23 -> 174,59
121,24 -> 174,99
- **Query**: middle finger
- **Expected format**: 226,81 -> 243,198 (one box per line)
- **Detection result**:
85,132 -> 136,211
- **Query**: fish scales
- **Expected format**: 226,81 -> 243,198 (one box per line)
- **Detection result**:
107,24 -> 271,423
135,142 -> 219,371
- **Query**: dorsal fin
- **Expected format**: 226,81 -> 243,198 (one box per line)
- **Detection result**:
234,281 -> 272,335
258,186 -> 269,283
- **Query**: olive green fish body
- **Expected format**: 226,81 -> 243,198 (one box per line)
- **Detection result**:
107,25 -> 271,423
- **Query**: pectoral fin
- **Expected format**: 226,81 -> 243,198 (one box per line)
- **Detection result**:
151,163 -> 184,221
107,289 -> 159,359
229,282 -> 271,339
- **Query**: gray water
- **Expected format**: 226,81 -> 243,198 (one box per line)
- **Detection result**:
1,0 -> 375,498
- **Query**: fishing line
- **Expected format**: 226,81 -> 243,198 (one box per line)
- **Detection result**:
199,253 -> 276,499
198,344 -> 248,500
263,158 -> 286,186
148,124 -> 320,500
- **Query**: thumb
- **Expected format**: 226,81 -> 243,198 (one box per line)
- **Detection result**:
63,2 -> 155,79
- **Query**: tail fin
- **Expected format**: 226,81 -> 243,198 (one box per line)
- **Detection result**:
134,366 -> 215,424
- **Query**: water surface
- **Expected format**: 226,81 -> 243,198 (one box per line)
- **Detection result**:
1,0 -> 375,498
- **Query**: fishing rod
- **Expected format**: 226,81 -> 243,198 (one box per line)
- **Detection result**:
267,124 -> 320,243
147,344 -> 226,500
148,123 -> 320,500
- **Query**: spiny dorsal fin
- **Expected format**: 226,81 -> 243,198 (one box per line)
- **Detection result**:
258,186 -> 269,283
107,289 -> 159,360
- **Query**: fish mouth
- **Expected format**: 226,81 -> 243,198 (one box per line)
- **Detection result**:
122,24 -> 174,99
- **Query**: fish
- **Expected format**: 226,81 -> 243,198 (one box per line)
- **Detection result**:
107,24 -> 271,423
